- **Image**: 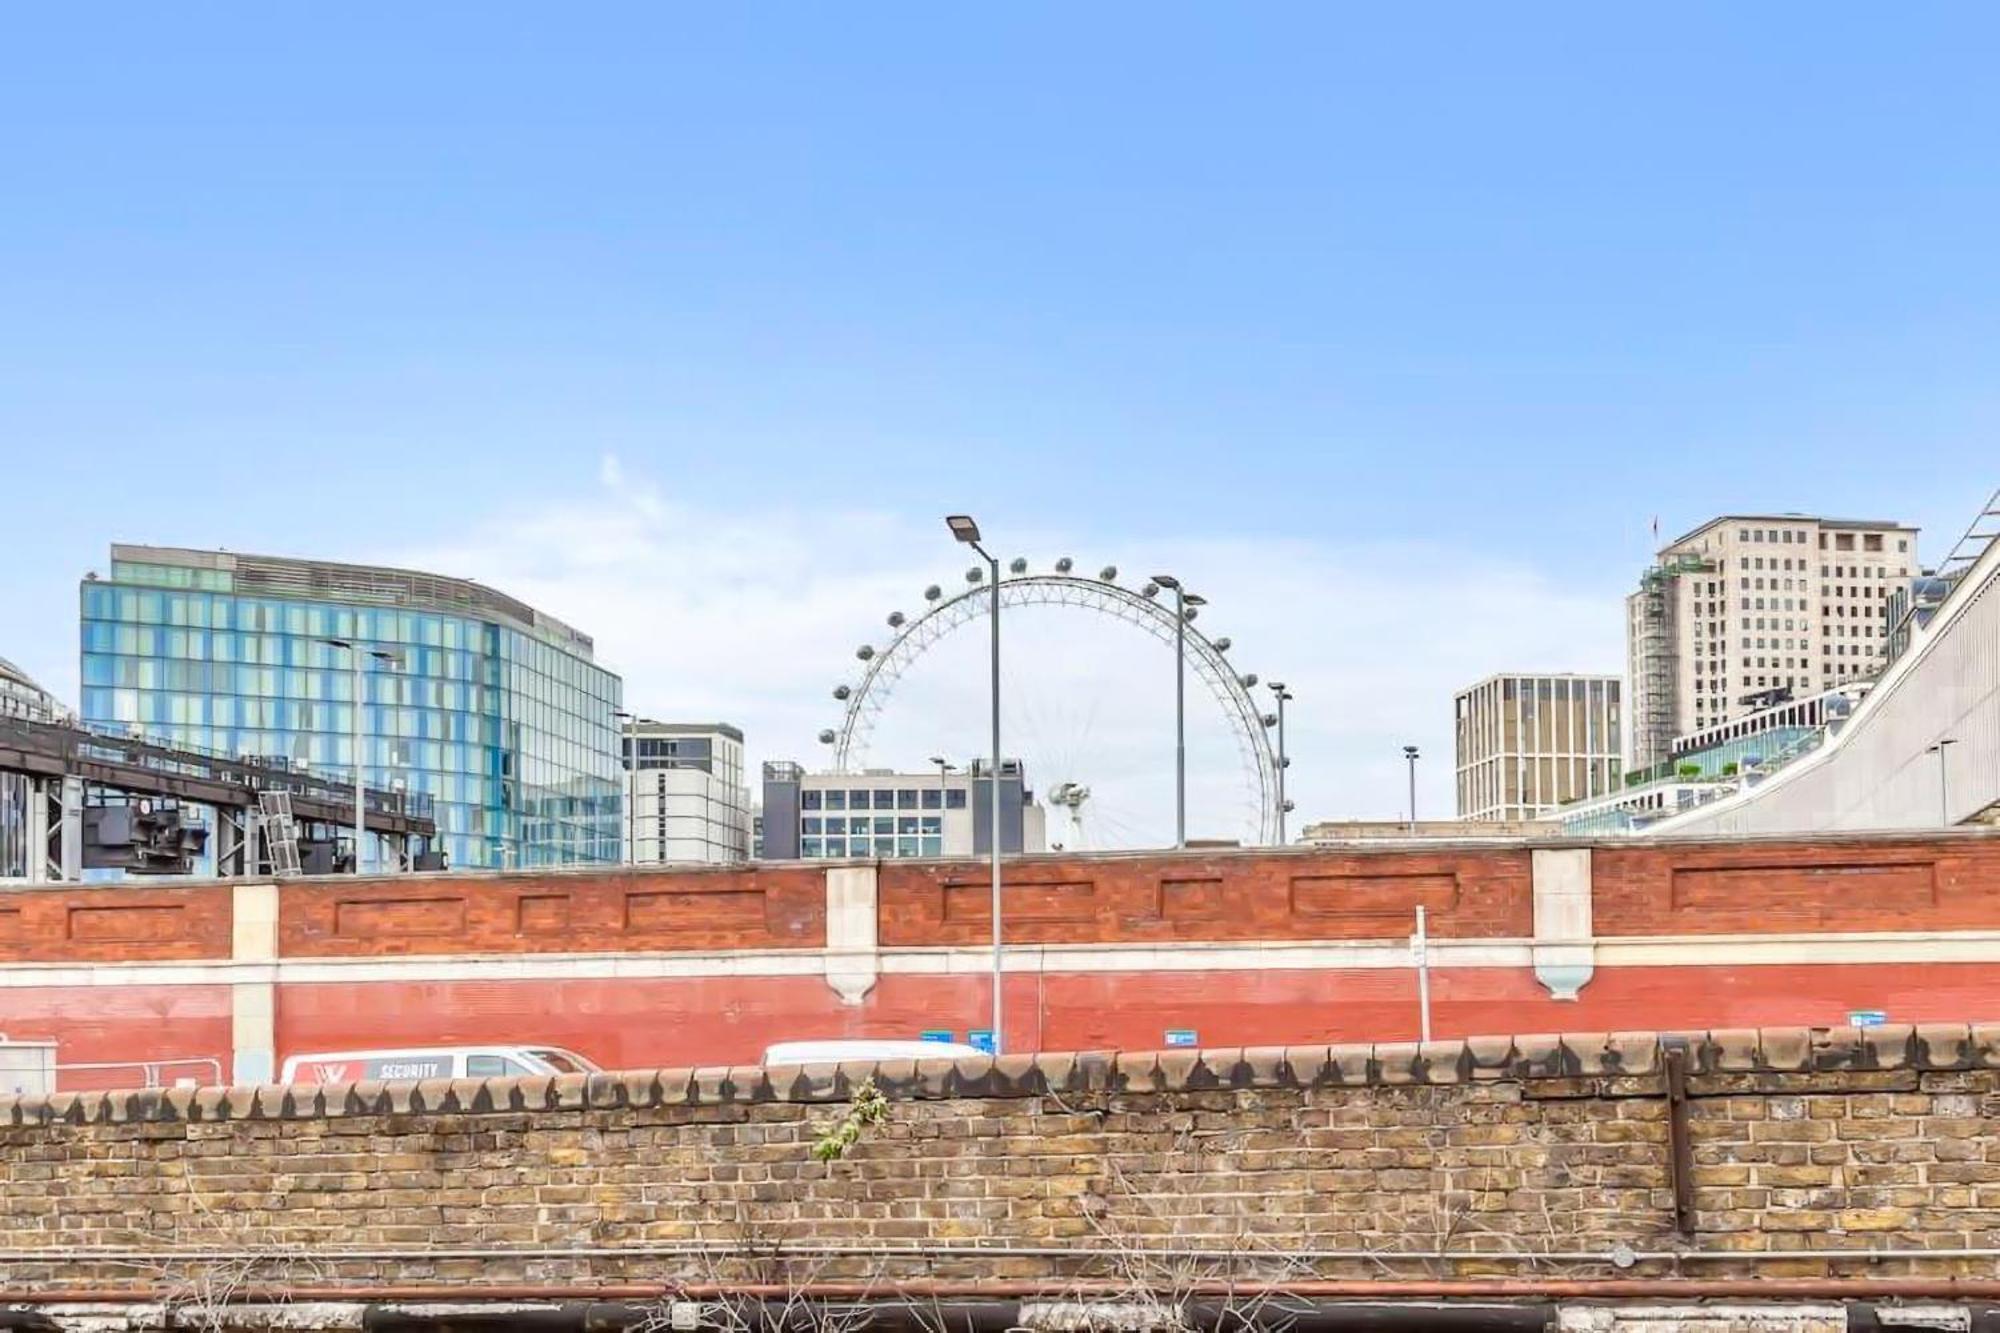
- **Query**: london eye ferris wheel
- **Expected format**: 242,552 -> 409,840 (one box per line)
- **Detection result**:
815,556 -> 1286,848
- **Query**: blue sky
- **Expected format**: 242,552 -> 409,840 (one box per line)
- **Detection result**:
2,6 -> 1995,832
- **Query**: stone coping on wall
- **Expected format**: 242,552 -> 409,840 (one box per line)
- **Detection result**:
3,1023 -> 1998,1127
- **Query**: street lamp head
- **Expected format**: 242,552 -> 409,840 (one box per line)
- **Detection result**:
1403,745 -> 1421,760
945,515 -> 982,544
1185,592 -> 1207,607
1268,680 -> 1287,692
1150,574 -> 1180,589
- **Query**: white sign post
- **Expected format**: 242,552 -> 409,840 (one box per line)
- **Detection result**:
1411,906 -> 1433,1043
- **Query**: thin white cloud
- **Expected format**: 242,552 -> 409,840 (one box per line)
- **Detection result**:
397,457 -> 1623,842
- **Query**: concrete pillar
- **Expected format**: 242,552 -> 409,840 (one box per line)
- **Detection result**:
230,881 -> 280,1084
823,864 -> 879,1005
1531,846 -> 1595,1000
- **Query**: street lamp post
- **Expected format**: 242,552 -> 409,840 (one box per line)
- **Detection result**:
929,755 -> 956,840
1403,744 -> 1420,834
1151,575 -> 1205,848
324,639 -> 397,874
615,710 -> 636,866
1269,682 -> 1294,844
946,515 -> 1004,1055
1928,739 -> 1959,828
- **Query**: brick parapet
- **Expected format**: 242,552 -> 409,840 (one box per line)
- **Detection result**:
3,1024 -> 1996,1126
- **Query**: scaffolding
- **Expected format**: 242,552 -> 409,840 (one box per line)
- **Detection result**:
1630,552 -> 1715,775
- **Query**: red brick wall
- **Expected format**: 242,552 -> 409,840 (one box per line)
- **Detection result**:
0,834 -> 1993,967
278,866 -> 828,957
0,885 -> 231,962
1592,835 -> 2000,935
878,847 -> 1536,945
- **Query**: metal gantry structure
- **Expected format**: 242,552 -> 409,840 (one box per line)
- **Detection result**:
820,561 -> 1287,846
0,714 -> 437,882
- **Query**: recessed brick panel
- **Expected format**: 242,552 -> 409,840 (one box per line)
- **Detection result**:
0,886 -> 229,962
1595,836 -> 2000,935
1159,877 -> 1227,921
333,897 -> 467,939
1290,871 -> 1459,921
516,894 -> 571,934
67,905 -> 188,943
1670,862 -> 1937,923
943,879 -> 1096,923
624,888 -> 766,933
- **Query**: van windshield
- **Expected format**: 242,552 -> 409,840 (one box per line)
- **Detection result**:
531,1049 -> 596,1074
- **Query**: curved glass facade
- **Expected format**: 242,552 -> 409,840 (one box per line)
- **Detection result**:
78,551 -> 622,871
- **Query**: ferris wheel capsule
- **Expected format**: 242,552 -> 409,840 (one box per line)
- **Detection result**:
887,611 -> 905,628
966,567 -> 984,583
1213,637 -> 1231,652
833,685 -> 851,700
1099,565 -> 1118,582
1009,557 -> 1028,575
857,645 -> 875,661
1055,557 -> 1074,574
818,729 -> 837,744
924,584 -> 943,601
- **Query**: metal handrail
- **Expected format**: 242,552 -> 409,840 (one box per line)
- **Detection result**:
1885,485 -> 2000,666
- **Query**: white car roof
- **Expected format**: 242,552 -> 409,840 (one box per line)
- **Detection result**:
762,1040 -> 990,1064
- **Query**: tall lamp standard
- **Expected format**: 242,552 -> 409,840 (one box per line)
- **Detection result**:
615,710 -> 636,866
928,755 -> 956,833
1402,744 -> 1420,834
1928,738 -> 1959,828
323,639 -> 399,874
1269,682 -> 1294,844
946,515 -> 1004,1054
1150,574 -> 1205,848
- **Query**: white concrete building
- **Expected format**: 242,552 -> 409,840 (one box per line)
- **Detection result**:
622,721 -> 751,864
1627,515 -> 1918,772
1454,673 -> 1622,822
759,759 -> 1046,861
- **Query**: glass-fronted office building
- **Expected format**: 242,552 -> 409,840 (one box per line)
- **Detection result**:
79,545 -> 623,871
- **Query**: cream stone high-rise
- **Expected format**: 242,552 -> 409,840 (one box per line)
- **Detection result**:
1626,515 -> 1919,773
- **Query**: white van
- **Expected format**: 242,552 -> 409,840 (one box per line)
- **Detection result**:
278,1045 -> 599,1084
761,1040 -> 990,1066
